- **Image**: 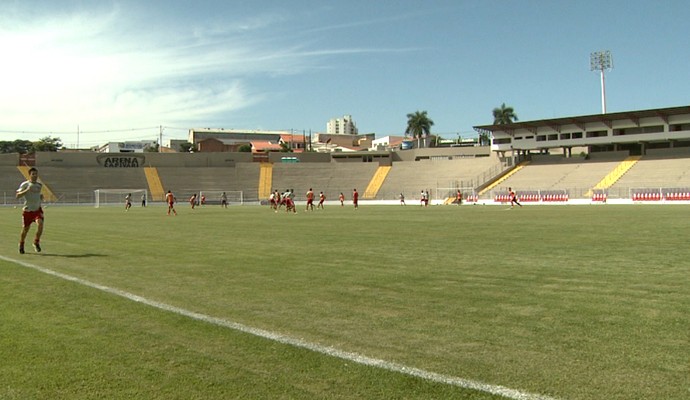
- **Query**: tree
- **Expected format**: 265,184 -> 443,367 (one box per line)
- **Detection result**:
238,144 -> 252,152
0,139 -> 33,154
492,103 -> 518,124
405,111 -> 434,148
32,136 -> 63,152
144,143 -> 159,152
478,132 -> 491,146
179,142 -> 196,153
279,142 -> 293,152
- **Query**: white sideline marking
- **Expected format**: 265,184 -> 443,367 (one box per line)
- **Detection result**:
1,255 -> 558,400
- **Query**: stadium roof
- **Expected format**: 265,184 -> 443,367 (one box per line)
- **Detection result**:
473,105 -> 690,134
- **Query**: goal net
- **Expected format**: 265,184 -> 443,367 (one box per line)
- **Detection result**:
94,189 -> 148,208
199,190 -> 243,205
435,187 -> 477,203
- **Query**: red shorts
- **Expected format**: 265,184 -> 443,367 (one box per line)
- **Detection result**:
22,208 -> 44,227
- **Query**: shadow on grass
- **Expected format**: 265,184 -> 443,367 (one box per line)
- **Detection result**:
33,253 -> 107,258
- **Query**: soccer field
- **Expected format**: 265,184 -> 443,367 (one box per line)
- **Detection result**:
0,204 -> 687,399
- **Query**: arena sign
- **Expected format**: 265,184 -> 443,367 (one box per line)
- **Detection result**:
97,154 -> 145,168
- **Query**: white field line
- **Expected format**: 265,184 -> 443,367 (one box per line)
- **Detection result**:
1,255 -> 559,400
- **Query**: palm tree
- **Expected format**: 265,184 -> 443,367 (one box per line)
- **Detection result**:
405,111 -> 434,148
492,103 -> 518,124
478,132 -> 491,146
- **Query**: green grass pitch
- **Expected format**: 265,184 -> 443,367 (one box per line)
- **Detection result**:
0,204 -> 687,399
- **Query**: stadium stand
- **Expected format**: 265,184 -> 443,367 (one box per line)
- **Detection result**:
585,156 -> 641,197
491,154 -> 629,199
380,157 -> 502,201
270,162 -> 378,202
612,155 -> 690,188
5,150 -> 690,205
155,164 -> 261,201
33,167 -> 148,204
0,166 -> 26,206
144,167 -> 166,202
478,160 -> 528,196
363,166 -> 391,199
258,163 -> 273,199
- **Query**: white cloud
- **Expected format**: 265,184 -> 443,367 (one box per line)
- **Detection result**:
0,3 -> 420,145
0,6 -> 297,136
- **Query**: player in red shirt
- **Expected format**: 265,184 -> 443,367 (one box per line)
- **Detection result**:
284,189 -> 296,213
456,190 -> 463,205
166,190 -> 178,215
317,191 -> 325,209
352,189 -> 359,209
509,187 -> 522,208
305,188 -> 315,211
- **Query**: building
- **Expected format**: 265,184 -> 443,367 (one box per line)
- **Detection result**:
187,128 -> 304,153
94,140 -> 157,153
326,115 -> 358,135
314,132 -> 374,152
370,135 -> 406,151
474,105 -> 690,158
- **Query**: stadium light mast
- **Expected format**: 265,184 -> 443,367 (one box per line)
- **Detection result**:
590,50 -> 613,114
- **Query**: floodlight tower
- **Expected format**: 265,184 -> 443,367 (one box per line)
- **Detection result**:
590,50 -> 613,114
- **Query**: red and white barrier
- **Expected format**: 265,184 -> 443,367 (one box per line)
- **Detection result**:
592,193 -> 607,202
664,192 -> 690,201
633,192 -> 662,201
494,194 -> 510,203
543,193 -> 569,202
520,194 -> 540,202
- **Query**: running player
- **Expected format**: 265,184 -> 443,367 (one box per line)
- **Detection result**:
509,187 -> 522,208
16,167 -> 44,254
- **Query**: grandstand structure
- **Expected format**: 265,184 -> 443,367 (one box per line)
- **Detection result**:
475,105 -> 690,202
475,105 -> 690,158
2,105 -> 690,205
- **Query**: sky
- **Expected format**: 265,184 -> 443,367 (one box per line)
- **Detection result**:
1,0 -> 689,148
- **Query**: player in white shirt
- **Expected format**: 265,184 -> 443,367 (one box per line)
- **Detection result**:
16,167 -> 45,254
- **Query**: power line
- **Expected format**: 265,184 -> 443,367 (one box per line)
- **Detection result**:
0,126 -> 162,135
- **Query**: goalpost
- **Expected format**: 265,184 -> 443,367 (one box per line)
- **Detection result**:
199,190 -> 244,205
94,189 -> 148,208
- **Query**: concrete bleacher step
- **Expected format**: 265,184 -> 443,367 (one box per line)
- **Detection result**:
144,167 -> 166,202
363,165 -> 391,199
478,161 -> 529,196
258,163 -> 273,200
585,156 -> 641,197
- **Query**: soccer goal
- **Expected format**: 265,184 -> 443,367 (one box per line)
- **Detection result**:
94,189 -> 148,208
435,186 -> 477,204
199,190 -> 243,205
